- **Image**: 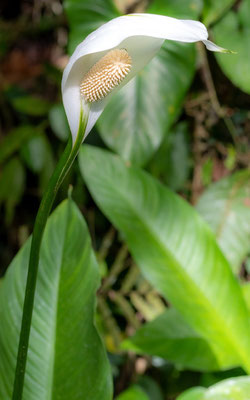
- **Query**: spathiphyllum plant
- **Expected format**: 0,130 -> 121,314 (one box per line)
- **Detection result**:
11,13 -> 231,400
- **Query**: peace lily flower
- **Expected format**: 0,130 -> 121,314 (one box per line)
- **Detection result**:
62,13 -> 230,144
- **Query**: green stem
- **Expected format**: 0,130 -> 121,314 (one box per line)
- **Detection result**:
12,113 -> 87,399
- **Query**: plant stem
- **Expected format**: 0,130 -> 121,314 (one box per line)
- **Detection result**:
12,114 -> 87,400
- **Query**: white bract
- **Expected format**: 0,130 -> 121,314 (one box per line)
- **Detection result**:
62,13 -> 229,143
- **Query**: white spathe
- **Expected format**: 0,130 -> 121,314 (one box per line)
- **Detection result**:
62,13 -> 229,143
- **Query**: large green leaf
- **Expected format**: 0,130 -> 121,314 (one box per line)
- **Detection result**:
0,199 -> 112,400
122,308 -> 220,371
64,0 -> 120,54
202,0 -> 234,26
97,41 -> 196,166
79,145 -> 250,372
177,376 -> 250,399
147,0 -> 203,19
196,170 -> 250,274
212,0 -> 250,94
116,385 -> 149,400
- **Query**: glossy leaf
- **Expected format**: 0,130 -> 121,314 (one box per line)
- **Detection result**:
64,0 -> 120,54
116,385 -> 149,400
196,170 -> 250,273
98,41 -> 196,166
79,145 -> 250,372
177,376 -> 250,399
122,308 -> 220,371
212,0 -> 250,94
202,0 -> 234,26
0,199 -> 112,400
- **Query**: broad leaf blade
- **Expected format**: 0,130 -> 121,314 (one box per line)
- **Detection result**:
64,0 -> 120,54
98,42 -> 196,166
79,145 -> 250,372
196,170 -> 250,273
202,0 -> 234,26
177,376 -> 250,399
122,309 -> 220,371
0,199 -> 112,400
212,0 -> 250,94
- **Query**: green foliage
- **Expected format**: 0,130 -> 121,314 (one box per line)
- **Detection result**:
212,0 -> 250,94
196,170 -> 250,274
64,0 -> 120,54
122,308 -> 220,371
98,41 -> 196,165
10,95 -> 52,117
0,199 -> 112,400
202,0 -> 235,26
148,122 -> 191,191
147,0 -> 203,19
79,145 -> 250,372
0,125 -> 38,164
116,385 -> 149,400
177,376 -> 250,399
0,157 -> 25,225
49,104 -> 70,142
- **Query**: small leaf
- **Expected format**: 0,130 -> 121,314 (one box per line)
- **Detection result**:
79,145 -> 250,372
177,376 -> 250,399
196,170 -> 250,273
0,157 -> 25,225
0,125 -> 38,164
177,387 -> 205,400
21,135 -> 49,173
49,104 -> 70,141
116,385 -> 149,400
11,95 -> 52,116
0,199 -> 112,400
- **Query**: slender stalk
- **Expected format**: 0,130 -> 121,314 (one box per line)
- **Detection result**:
12,113 -> 87,399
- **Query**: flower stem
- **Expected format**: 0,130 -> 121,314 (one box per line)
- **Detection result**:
12,114 -> 87,400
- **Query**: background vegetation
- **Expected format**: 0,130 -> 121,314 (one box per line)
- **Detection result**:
0,0 -> 250,399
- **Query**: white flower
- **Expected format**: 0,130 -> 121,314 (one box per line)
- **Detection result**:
62,13 -> 229,143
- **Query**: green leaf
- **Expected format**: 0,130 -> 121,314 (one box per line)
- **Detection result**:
0,125 -> 38,164
122,308 -> 220,371
64,0 -> 120,54
147,0 -> 203,19
116,385 -> 149,400
148,122 -> 191,191
0,199 -> 112,400
98,41 -> 196,166
177,376 -> 250,399
20,134 -> 50,173
49,104 -> 70,142
177,387 -> 205,400
202,0 -> 234,26
196,170 -> 250,273
0,157 -> 25,225
212,0 -> 250,94
79,145 -> 250,372
11,95 -> 52,116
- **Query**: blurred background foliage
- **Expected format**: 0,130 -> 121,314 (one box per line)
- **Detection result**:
0,0 -> 250,398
